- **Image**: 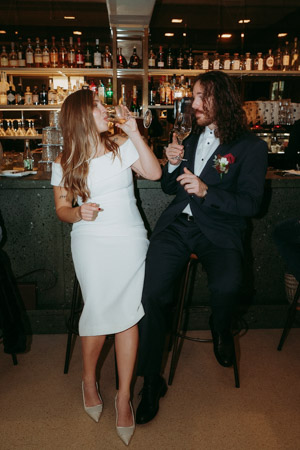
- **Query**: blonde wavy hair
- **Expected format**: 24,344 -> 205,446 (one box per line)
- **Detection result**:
59,89 -> 119,203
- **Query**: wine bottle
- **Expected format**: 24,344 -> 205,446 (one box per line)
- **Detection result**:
130,85 -> 140,116
68,37 -> 76,68
157,46 -> 165,69
103,45 -> 112,69
148,46 -> 156,68
282,41 -> 290,71
34,38 -> 42,68
117,48 -> 128,69
129,46 -> 141,68
59,38 -> 68,68
105,78 -> 113,105
84,41 -> 93,68
23,139 -> 34,171
50,36 -> 59,68
76,37 -> 84,68
93,39 -> 102,68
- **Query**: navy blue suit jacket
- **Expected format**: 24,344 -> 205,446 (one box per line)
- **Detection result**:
151,131 -> 268,253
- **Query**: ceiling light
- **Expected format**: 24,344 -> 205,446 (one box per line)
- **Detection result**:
278,33 -> 288,38
241,33 -> 245,38
183,33 -> 187,37
64,16 -> 75,20
221,34 -> 232,39
238,19 -> 251,24
172,19 -> 183,23
165,33 -> 174,37
0,30 -> 6,34
15,31 -> 19,35
73,31 -> 82,35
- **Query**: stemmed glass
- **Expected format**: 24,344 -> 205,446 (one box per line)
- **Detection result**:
106,105 -> 152,128
173,113 -> 192,161
5,120 -> 15,136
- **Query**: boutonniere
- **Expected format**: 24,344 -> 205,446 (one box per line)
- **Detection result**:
213,153 -> 236,178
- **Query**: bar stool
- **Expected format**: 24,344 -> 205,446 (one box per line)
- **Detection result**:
168,253 -> 240,388
277,281 -> 300,351
63,275 -> 119,388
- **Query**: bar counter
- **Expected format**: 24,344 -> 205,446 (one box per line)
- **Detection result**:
1,170 -> 299,333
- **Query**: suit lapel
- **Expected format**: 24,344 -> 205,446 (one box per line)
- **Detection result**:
199,142 -> 233,179
183,134 -> 200,173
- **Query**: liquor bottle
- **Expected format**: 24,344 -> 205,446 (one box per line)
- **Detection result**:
97,79 -> 105,103
231,53 -> 240,70
130,85 -> 140,116
50,36 -> 59,68
291,37 -> 299,70
223,53 -> 231,70
117,48 -> 128,69
103,45 -> 112,68
201,52 -> 210,70
84,41 -> 93,68
7,76 -> 16,105
32,85 -> 39,105
129,46 -> 141,68
118,83 -> 126,106
76,37 -> 84,68
59,38 -> 68,68
15,79 -> 24,105
254,52 -> 264,70
105,78 -> 113,104
48,78 -> 57,104
0,46 -> 9,67
265,49 -> 274,70
39,84 -> 48,105
157,46 -> 165,69
17,38 -> 26,67
9,42 -> 18,67
42,39 -> 50,68
148,76 -> 156,106
187,48 -> 194,69
166,48 -> 174,69
89,79 -> 97,92
165,76 -> 172,105
93,39 -> 102,68
282,41 -> 290,71
68,37 -> 76,68
34,38 -> 42,67
243,52 -> 252,70
23,139 -> 34,171
212,52 -> 221,70
176,48 -> 184,69
24,86 -> 33,105
25,38 -> 34,67
274,48 -> 282,70
158,77 -> 166,105
148,46 -> 156,68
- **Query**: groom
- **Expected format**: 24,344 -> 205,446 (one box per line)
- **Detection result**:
136,70 -> 268,424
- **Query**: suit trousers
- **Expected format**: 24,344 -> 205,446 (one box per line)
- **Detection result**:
137,215 -> 243,376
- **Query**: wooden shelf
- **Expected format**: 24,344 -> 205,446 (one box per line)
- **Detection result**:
0,105 -> 61,111
0,135 -> 42,139
1,68 -> 114,77
148,69 -> 300,77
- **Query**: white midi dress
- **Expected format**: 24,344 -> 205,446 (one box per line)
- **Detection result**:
51,139 -> 148,336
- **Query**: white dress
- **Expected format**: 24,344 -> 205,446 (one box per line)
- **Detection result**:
51,139 -> 148,336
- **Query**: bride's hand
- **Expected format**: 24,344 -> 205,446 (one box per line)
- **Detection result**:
115,105 -> 139,135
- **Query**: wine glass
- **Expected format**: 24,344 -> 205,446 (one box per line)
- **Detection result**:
106,105 -> 152,128
173,113 -> 192,161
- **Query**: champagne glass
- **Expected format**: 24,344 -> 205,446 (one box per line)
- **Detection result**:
173,113 -> 192,161
106,105 -> 152,128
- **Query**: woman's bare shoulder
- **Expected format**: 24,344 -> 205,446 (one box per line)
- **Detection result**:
54,153 -> 62,164
110,135 -> 128,147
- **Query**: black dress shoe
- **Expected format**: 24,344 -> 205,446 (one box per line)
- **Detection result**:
136,375 -> 167,425
209,316 -> 234,367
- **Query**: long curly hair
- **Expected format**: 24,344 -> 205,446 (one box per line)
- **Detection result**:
59,89 -> 119,204
194,71 -> 248,144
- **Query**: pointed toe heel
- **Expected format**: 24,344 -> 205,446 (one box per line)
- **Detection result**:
82,381 -> 103,423
115,393 -> 135,446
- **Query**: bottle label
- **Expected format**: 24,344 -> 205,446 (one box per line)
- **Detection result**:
26,53 -> 33,64
32,94 -> 39,104
148,58 -> 155,67
9,59 -> 18,67
232,60 -> 240,70
94,52 -> 101,66
1,57 -> 8,66
213,60 -> 220,70
103,60 -> 112,68
35,54 -> 42,64
245,59 -> 252,70
157,61 -> 164,68
258,58 -> 264,70
266,56 -> 274,68
24,159 -> 33,171
202,60 -> 209,70
177,57 -> 183,68
18,58 -> 25,67
224,60 -> 231,70
50,54 -> 58,64
7,92 -> 15,103
76,55 -> 84,65
283,55 -> 290,66
42,54 -> 50,64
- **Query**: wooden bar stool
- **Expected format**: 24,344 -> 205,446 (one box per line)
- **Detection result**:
168,253 -> 240,388
63,275 -> 119,388
277,281 -> 300,351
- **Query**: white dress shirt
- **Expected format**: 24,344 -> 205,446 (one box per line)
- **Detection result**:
168,126 -> 220,216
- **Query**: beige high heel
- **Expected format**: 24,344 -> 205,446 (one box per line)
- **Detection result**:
115,393 -> 135,446
82,381 -> 103,423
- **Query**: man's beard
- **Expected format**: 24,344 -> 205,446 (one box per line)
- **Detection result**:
194,110 -> 214,128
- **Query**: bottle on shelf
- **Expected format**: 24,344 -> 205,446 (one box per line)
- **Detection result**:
243,52 -> 252,70
84,41 -> 93,68
265,49 -> 274,70
158,77 -> 166,105
148,76 -> 156,106
148,46 -> 156,68
231,53 -> 241,70
75,37 -> 84,68
223,53 -> 231,70
39,84 -> 48,105
130,85 -> 140,116
291,37 -> 299,70
97,79 -> 105,103
89,79 -> 97,92
17,38 -> 26,67
212,52 -> 221,70
202,52 -> 210,70
282,41 -> 290,71
23,139 -> 34,171
25,38 -> 34,67
42,39 -> 50,68
187,48 -> 194,69
129,46 -> 141,68
166,47 -> 174,69
164,76 -> 172,105
117,48 -> 128,69
105,78 -> 113,104
7,76 -> 16,105
59,38 -> 68,68
24,86 -> 33,105
48,78 -> 57,104
32,38 -> 42,68
15,79 -> 25,105
32,85 -> 39,105
176,48 -> 184,69
9,42 -> 18,68
254,52 -> 264,70
1,46 -> 9,67
50,36 -> 58,68
157,46 -> 165,69
93,39 -> 102,68
68,37 -> 76,68
103,45 -> 112,69
274,48 -> 282,71
118,83 -> 126,106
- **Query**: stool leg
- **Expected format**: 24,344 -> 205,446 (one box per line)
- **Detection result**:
11,353 -> 18,365
277,283 -> 300,351
64,277 -> 81,374
232,339 -> 240,388
168,259 -> 194,386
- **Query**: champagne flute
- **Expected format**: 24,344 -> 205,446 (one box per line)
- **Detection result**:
173,113 -> 192,161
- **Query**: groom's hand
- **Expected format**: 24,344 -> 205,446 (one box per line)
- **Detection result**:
177,167 -> 208,197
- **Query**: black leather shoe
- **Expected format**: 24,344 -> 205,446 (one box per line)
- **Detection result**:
136,375 -> 167,425
209,316 -> 234,367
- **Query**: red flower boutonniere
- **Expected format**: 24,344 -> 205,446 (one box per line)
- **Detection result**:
213,153 -> 236,178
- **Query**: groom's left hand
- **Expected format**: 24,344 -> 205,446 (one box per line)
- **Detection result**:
177,167 -> 208,197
